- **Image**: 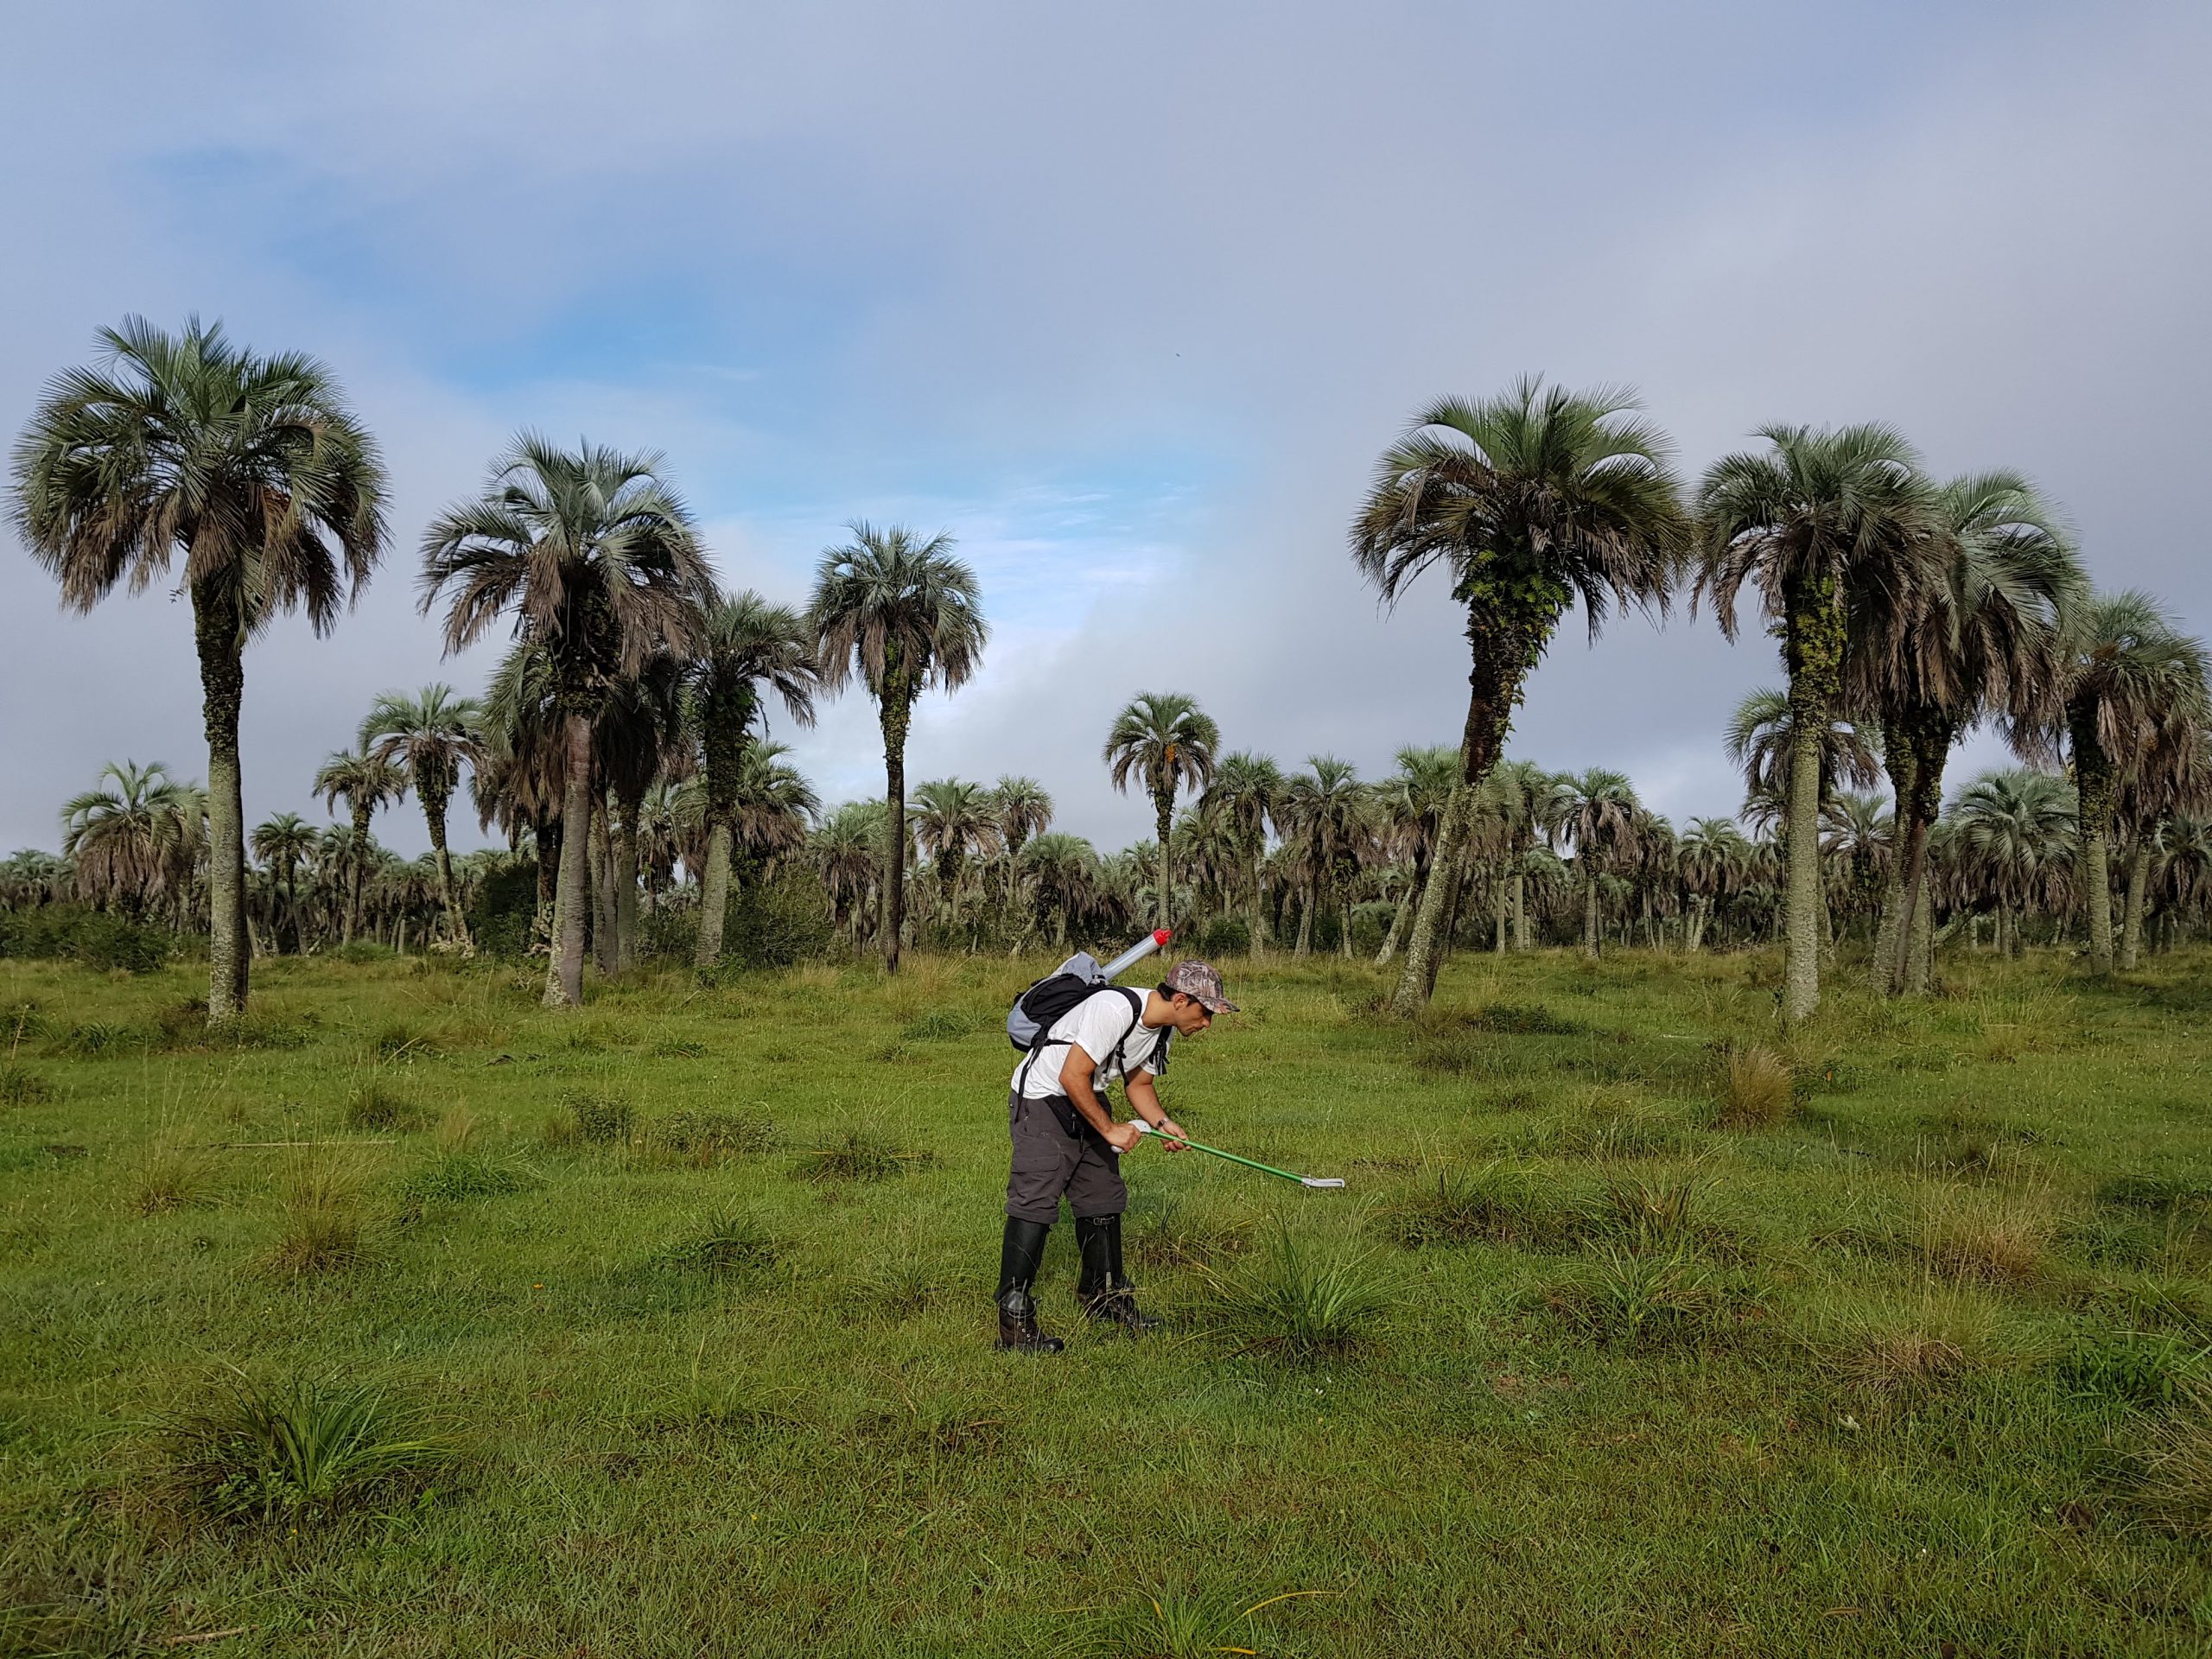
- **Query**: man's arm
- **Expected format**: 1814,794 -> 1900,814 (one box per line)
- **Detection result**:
1123,1071 -> 1187,1150
1058,1045 -> 1140,1152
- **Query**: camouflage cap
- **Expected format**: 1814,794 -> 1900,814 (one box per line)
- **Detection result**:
1164,959 -> 1239,1014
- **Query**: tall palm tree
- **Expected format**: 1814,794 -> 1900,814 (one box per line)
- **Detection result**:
1,851 -> 69,910
810,523 -> 988,975
988,776 -> 1054,913
1679,817 -> 1750,950
420,435 -> 714,1007
1353,378 -> 1690,1013
1373,745 -> 1459,965
360,683 -> 486,952
11,316 -> 387,1020
1723,688 -> 1882,804
250,811 -> 317,953
683,592 -> 819,969
593,656 -> 689,973
2035,591 -> 2211,975
1545,768 -> 1642,958
1200,752 -> 1284,953
1695,423 -> 1937,1022
1022,832 -> 1103,950
1856,472 -> 2083,994
1104,691 -> 1222,932
60,760 -> 203,920
810,800 -> 888,945
2115,728 -> 2212,969
910,779 -> 1000,918
312,746 -> 407,946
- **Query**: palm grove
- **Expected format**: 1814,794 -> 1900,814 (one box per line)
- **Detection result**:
9,322 -> 2210,1027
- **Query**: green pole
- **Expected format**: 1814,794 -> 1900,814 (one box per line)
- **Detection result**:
1131,1123 -> 1344,1188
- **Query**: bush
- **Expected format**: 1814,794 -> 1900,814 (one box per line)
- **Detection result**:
1192,916 -> 1252,957
164,1369 -> 448,1520
716,874 -> 835,969
467,860 -> 543,960
0,905 -> 176,973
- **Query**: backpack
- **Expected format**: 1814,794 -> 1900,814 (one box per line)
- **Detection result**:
1007,957 -> 1169,1104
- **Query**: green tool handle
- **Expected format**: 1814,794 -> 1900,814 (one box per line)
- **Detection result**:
1130,1122 -> 1323,1186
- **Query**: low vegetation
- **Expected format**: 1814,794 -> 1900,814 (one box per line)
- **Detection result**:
3,946 -> 2210,1652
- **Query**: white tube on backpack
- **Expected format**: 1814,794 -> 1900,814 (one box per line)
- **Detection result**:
1099,929 -> 1173,982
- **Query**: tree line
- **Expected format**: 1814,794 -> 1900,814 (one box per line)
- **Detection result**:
8,325 -> 2207,1023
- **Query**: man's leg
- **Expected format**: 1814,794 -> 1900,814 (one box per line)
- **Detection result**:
1000,1091 -> 1074,1353
1068,1136 -> 1160,1335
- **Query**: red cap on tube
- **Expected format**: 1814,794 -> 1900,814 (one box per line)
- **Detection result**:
1153,929 -> 1173,946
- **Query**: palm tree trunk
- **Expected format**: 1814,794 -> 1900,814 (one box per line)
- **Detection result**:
2073,715 -> 2118,974
1581,869 -> 1600,960
1512,869 -> 1529,951
695,823 -> 733,969
1870,731 -> 1914,992
1154,791 -> 1174,932
1687,894 -> 1707,953
423,784 -> 471,954
1906,879 -> 1934,994
1390,785 -> 1470,1015
1249,864 -> 1269,958
589,805 -> 617,978
1493,876 -> 1507,954
2120,840 -> 2151,971
1294,884 -> 1314,957
192,580 -> 250,1023
545,713 -> 594,1008
1337,879 -> 1354,959
345,802 -> 371,947
614,795 -> 640,970
880,683 -> 914,976
1782,586 -> 1842,1023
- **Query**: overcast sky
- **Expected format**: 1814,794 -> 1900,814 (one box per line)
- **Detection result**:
5,1 -> 2208,858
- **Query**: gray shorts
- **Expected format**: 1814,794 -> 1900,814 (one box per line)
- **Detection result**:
1004,1090 -> 1126,1224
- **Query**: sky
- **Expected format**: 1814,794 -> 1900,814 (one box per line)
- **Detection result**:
3,1 -> 2209,858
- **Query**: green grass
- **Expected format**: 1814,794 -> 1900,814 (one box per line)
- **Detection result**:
3,944 -> 2212,1652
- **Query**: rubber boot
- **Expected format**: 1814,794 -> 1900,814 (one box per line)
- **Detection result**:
995,1217 -> 1064,1353
1074,1213 -> 1160,1335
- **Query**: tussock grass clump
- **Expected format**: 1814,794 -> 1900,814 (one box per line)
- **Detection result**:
2099,1173 -> 2212,1217
130,1140 -> 216,1215
1599,1166 -> 1715,1255
434,1103 -> 479,1152
1128,1197 -> 1254,1270
267,1150 -> 369,1276
649,1036 -> 707,1059
644,1108 -> 775,1162
2136,1380 -> 2212,1537
2056,1331 -> 2210,1410
900,1009 -> 976,1042
799,1127 -> 935,1183
1826,1291 -> 2044,1395
1074,1586 -> 1327,1658
549,1092 -> 633,1147
1381,1160 -> 1577,1251
1542,1108 -> 1693,1161
401,1153 -> 534,1205
368,1019 -> 442,1065
1713,1045 -> 1795,1129
0,1064 -> 54,1108
1546,1246 -> 1756,1349
45,1020 -> 139,1059
659,1211 -> 780,1278
164,1368 -> 448,1520
343,1083 -> 426,1134
1204,1226 -> 1391,1364
1467,1001 -> 1586,1036
1917,1180 -> 2057,1285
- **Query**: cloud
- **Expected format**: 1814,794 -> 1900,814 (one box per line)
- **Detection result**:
3,1 -> 2207,857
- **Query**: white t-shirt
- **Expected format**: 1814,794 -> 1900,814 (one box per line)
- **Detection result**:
1011,988 -> 1167,1100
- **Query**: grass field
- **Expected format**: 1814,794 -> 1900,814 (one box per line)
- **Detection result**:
3,945 -> 2210,1656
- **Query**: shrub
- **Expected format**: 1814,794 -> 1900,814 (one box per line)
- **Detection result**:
402,1153 -> 533,1204
1714,1045 -> 1795,1129
661,1212 -> 779,1278
0,906 -> 177,973
0,1065 -> 54,1108
1193,915 -> 1252,957
800,1127 -> 933,1182
644,1109 -> 775,1161
712,874 -> 834,969
164,1369 -> 448,1520
465,859 -> 543,959
343,1084 -> 425,1134
1205,1226 -> 1392,1364
45,1020 -> 140,1059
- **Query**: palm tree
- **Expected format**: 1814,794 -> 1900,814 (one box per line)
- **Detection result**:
683,593 -> 819,969
1953,768 -> 2076,957
1,851 -> 68,910
250,811 -> 317,953
988,776 -> 1054,912
1679,817 -> 1749,950
1373,745 -> 1459,965
1856,472 -> 2083,994
60,760 -> 203,919
810,801 -> 888,945
810,524 -> 988,975
1104,691 -> 1222,933
360,683 -> 486,952
1200,752 -> 1284,953
1723,688 -> 1881,804
1022,832 -> 1103,950
1545,768 -> 1642,958
592,657 -> 689,973
312,747 -> 407,945
1820,791 -> 1894,937
2115,728 -> 2212,969
1279,757 -> 1373,958
1353,378 -> 1689,1013
11,316 -> 387,1020
910,779 -> 1000,919
2035,591 -> 2211,974
1695,423 -> 1937,1022
420,435 -> 714,1007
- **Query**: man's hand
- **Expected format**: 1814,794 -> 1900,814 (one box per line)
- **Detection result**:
1157,1119 -> 1190,1151
1103,1122 -> 1141,1154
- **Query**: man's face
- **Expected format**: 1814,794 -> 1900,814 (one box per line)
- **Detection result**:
1165,993 -> 1214,1035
